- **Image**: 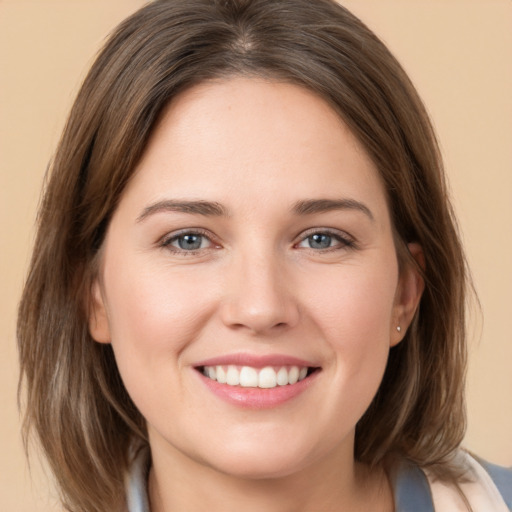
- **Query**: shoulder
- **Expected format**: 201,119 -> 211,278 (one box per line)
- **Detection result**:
466,453 -> 512,510
393,451 -> 512,512
125,446 -> 151,512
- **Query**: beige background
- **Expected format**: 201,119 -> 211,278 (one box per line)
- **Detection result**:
1,1 -> 511,510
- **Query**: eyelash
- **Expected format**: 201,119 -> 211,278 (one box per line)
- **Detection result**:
294,228 -> 356,252
159,228 -> 356,255
160,229 -> 218,254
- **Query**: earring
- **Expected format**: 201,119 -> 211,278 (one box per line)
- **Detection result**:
396,326 -> 401,332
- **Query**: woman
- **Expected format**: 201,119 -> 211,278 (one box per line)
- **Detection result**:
17,0 -> 512,511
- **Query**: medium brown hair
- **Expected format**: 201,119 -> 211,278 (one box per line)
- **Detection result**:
18,0 -> 468,510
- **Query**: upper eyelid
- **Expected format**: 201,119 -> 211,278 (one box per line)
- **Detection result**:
160,228 -> 217,246
295,227 -> 354,242
293,228 -> 357,251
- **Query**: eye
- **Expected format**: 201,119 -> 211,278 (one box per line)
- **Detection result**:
304,233 -> 334,250
161,230 -> 216,253
296,230 -> 355,251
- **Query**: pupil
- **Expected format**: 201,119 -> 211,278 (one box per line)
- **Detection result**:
310,234 -> 331,249
179,234 -> 202,250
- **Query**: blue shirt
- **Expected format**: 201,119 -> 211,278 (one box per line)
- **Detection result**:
125,449 -> 512,511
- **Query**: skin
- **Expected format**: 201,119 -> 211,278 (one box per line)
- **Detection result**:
89,78 -> 424,512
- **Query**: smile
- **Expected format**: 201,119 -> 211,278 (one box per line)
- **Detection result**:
194,354 -> 321,408
201,365 -> 311,388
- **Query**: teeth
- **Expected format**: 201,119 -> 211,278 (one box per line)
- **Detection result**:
226,366 -> 240,386
216,365 -> 227,384
288,366 -> 299,385
239,366 -> 258,387
276,367 -> 289,386
202,365 -> 310,388
258,367 -> 277,388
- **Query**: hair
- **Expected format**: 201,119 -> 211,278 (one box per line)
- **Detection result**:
18,0 -> 469,510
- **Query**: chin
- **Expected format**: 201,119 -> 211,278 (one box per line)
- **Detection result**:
194,435 -> 322,480
210,454 -> 308,480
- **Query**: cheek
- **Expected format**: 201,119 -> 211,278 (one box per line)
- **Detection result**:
304,258 -> 398,404
104,257 -> 214,347
306,260 -> 398,346
101,256 -> 219,403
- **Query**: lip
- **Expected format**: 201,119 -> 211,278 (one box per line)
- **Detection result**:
193,353 -> 321,409
194,353 -> 318,369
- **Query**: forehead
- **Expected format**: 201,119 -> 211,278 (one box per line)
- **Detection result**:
122,77 -> 388,220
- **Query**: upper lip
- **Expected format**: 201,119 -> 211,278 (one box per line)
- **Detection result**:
194,353 -> 320,369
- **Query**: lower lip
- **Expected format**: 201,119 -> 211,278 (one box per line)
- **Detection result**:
196,370 -> 319,409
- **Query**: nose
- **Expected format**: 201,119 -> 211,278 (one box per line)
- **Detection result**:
219,251 -> 300,336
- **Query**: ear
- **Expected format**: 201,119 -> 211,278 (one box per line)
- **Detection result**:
88,279 -> 111,344
390,243 -> 425,347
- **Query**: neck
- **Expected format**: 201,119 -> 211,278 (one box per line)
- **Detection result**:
147,438 -> 393,512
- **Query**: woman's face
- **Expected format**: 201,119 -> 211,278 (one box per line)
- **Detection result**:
90,78 -> 422,478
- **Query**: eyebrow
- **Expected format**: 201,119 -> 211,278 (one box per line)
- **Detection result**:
292,198 -> 375,221
137,197 -> 374,223
137,199 -> 228,222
